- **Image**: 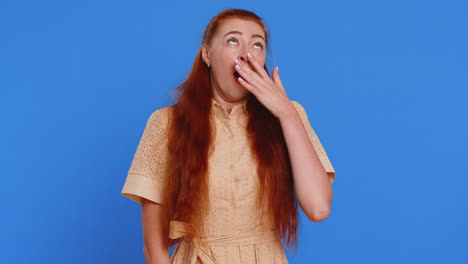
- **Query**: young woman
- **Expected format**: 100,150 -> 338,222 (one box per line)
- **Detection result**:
121,8 -> 336,264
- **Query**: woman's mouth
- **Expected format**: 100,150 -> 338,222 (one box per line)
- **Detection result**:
233,71 -> 240,80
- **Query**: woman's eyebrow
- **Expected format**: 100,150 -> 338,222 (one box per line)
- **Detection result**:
223,31 -> 265,41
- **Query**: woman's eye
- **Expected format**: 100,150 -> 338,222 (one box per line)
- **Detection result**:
227,38 -> 263,50
254,42 -> 264,50
227,38 -> 238,44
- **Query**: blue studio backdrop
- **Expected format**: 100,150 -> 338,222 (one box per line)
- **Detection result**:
1,0 -> 467,263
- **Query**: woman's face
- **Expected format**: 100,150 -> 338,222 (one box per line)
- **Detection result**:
202,18 -> 267,104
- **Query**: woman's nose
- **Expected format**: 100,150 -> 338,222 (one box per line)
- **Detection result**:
238,54 -> 247,62
237,46 -> 252,62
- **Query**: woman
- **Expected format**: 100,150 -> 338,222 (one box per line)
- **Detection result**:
121,8 -> 336,264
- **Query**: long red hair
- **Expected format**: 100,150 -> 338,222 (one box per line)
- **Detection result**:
162,8 -> 299,250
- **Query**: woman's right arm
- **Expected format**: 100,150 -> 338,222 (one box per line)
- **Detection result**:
142,198 -> 170,264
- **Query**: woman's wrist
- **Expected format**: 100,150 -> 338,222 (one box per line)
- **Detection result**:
148,255 -> 170,264
144,247 -> 170,264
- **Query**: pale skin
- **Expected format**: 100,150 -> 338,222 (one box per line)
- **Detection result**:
142,17 -> 332,263
142,199 -> 170,264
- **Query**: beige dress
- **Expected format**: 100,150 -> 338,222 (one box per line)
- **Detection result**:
121,98 -> 336,264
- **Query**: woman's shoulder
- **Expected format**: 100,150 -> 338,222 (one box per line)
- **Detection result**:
141,105 -> 175,136
147,104 -> 175,123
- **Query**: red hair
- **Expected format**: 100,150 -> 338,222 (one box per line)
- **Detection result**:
162,8 -> 299,250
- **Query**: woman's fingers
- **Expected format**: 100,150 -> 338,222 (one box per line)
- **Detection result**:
246,52 -> 270,80
272,66 -> 285,93
235,60 -> 264,91
237,76 -> 260,95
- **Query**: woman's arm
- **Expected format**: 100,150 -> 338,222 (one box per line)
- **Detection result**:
278,104 -> 333,222
141,199 -> 170,264
232,52 -> 333,222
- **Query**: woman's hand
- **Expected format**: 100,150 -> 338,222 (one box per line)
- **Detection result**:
235,52 -> 294,119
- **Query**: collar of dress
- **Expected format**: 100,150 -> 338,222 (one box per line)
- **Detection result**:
210,97 -> 248,117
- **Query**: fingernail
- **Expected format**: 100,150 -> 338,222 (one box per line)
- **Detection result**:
235,64 -> 241,70
247,52 -> 252,58
277,66 -> 279,72
235,58 -> 240,64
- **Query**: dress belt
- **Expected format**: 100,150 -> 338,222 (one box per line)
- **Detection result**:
169,220 -> 279,264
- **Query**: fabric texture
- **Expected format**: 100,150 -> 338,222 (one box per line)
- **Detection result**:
121,98 -> 336,263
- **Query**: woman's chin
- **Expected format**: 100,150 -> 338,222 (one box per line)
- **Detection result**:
232,77 -> 247,89
230,88 -> 249,99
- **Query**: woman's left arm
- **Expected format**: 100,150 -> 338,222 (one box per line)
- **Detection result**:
277,105 -> 333,222
234,52 -> 332,222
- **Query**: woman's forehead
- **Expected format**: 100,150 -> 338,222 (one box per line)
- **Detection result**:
216,18 -> 265,39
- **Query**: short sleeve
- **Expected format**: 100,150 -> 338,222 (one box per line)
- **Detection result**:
291,100 -> 336,184
121,107 -> 171,205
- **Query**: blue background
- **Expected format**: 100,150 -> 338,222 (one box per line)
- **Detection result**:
1,0 -> 467,263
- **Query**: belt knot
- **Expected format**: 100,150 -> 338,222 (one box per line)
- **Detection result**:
169,220 -> 279,264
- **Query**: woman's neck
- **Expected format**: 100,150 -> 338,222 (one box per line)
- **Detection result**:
211,89 -> 248,115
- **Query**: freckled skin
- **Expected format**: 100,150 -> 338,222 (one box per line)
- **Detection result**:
201,18 -> 267,113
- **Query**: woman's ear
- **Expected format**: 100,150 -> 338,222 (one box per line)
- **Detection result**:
201,43 -> 211,67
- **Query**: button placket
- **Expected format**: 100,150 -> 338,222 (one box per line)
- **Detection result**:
227,161 -> 234,207
229,130 -> 238,207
